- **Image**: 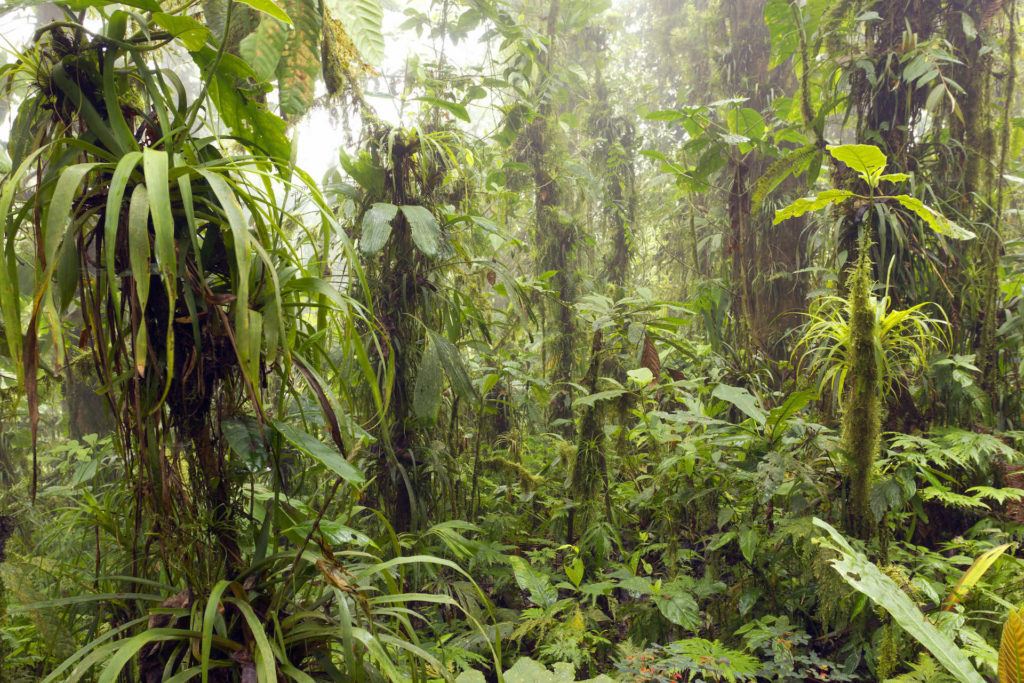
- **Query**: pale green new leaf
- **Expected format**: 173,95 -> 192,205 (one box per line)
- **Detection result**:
827,144 -> 888,186
814,518 -> 985,683
360,202 -> 398,254
891,194 -> 976,240
400,204 -> 441,257
773,189 -> 853,224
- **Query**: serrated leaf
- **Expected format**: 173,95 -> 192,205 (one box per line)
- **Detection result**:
891,194 -> 976,240
509,556 -> 557,609
878,172 -> 910,184
271,419 -> 365,483
413,336 -> 442,421
360,202 -> 398,254
239,15 -> 289,81
400,205 -> 440,256
814,518 -> 985,683
751,144 -> 818,210
773,189 -> 853,224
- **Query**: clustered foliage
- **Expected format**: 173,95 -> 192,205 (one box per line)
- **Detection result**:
3,0 -> 1024,681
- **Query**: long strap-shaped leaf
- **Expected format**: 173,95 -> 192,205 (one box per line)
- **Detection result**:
814,518 -> 985,683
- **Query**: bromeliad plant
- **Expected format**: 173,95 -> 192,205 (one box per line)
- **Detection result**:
778,145 -> 967,539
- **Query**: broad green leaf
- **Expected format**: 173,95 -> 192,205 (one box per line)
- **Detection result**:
643,110 -> 685,121
223,417 -> 269,472
626,367 -> 654,385
416,96 -> 470,123
814,518 -> 985,683
127,183 -> 151,313
45,163 -> 98,267
509,556 -> 557,609
151,12 -> 211,50
234,0 -> 291,24
360,202 -> 398,254
143,149 -> 175,281
878,172 -> 910,184
239,15 -> 289,81
738,526 -> 758,564
655,584 -> 700,631
773,189 -> 853,224
276,0 -> 321,117
426,329 -> 477,405
413,336 -> 443,421
891,194 -> 976,240
726,107 -> 765,142
712,384 -> 766,424
827,144 -> 887,187
271,419 -> 365,484
400,205 -> 441,257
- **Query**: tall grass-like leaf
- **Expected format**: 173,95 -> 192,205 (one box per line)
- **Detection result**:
96,628 -> 202,683
814,518 -> 984,683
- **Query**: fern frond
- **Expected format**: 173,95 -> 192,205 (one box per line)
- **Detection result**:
751,143 -> 818,211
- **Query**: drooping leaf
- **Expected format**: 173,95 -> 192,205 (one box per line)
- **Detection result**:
276,0 -> 322,117
233,0 -> 292,24
426,329 -> 477,405
814,518 -> 985,683
413,336 -> 443,421
891,194 -> 976,240
400,205 -> 441,257
360,203 -> 398,254
773,189 -> 854,224
712,384 -> 766,424
239,15 -> 290,81
655,583 -> 700,631
416,96 -> 471,122
751,143 -> 818,210
271,419 -> 365,484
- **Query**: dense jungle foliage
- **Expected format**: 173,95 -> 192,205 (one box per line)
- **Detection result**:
6,0 -> 1024,680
